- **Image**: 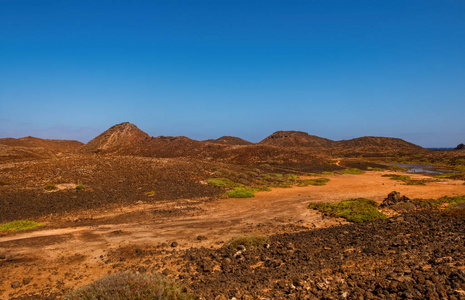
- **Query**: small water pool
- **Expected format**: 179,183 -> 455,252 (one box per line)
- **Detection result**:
388,163 -> 458,174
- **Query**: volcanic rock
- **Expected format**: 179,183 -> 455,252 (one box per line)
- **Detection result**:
380,191 -> 410,207
455,143 -> 465,150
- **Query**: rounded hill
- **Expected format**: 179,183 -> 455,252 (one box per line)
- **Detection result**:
204,136 -> 253,146
259,131 -> 335,148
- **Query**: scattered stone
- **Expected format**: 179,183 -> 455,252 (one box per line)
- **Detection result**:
197,235 -> 208,241
22,277 -> 32,285
171,241 -> 178,248
435,257 -> 453,264
11,281 -> 21,289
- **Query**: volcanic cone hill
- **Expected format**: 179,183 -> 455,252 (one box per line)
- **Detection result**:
82,122 -> 150,153
204,136 -> 253,146
0,136 -> 83,161
259,131 -> 335,148
455,143 -> 465,150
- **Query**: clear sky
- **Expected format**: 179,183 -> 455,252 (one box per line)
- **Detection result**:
1,0 -> 464,147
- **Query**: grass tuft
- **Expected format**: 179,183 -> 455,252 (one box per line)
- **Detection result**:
75,184 -> 83,190
64,272 -> 193,300
308,198 -> 387,223
0,220 -> 44,231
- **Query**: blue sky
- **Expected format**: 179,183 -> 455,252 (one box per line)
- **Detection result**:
1,0 -> 464,147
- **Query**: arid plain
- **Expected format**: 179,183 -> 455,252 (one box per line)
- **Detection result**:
1,123 -> 465,299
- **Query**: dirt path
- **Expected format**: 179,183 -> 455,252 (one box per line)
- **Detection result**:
1,171 -> 464,299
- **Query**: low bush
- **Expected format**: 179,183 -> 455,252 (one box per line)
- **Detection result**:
298,178 -> 330,187
64,272 -> 193,300
227,188 -> 255,198
411,195 -> 465,208
0,220 -> 44,231
226,236 -> 269,250
382,174 -> 411,181
44,184 -> 57,191
308,198 -> 387,223
207,178 -> 244,189
404,180 -> 426,186
342,168 -> 364,175
76,184 -> 83,190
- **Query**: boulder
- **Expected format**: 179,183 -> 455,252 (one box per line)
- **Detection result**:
380,191 -> 410,207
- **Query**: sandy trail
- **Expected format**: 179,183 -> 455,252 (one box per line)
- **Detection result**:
1,171 -> 464,298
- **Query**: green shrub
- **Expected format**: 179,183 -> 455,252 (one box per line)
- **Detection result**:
64,272 -> 193,300
308,198 -> 387,223
76,184 -> 83,190
342,168 -> 364,175
226,236 -> 269,250
146,190 -> 155,196
298,178 -> 330,187
322,171 -> 334,175
383,175 -> 411,181
412,195 -> 465,208
206,178 -> 244,189
227,188 -> 255,198
0,220 -> 44,231
45,184 -> 57,191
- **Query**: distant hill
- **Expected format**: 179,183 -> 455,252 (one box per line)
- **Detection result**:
204,136 -> 253,146
335,136 -> 424,151
259,131 -> 335,148
455,143 -> 465,150
0,136 -> 83,161
82,122 -> 150,153
77,123 -> 426,161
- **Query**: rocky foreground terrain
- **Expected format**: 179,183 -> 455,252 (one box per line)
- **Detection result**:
184,211 -> 465,300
